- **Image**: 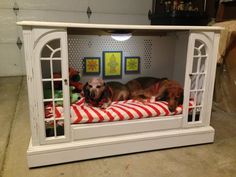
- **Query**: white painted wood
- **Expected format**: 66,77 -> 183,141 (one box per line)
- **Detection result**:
33,29 -> 70,145
18,21 -> 221,167
203,32 -> 220,126
27,126 -> 215,167
17,21 -> 224,31
182,32 -> 214,128
72,116 -> 182,140
21,27 -> 40,145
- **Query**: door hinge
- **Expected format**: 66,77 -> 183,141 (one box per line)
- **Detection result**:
16,37 -> 23,49
13,2 -> 19,16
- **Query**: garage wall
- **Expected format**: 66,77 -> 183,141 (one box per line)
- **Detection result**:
0,0 -> 152,76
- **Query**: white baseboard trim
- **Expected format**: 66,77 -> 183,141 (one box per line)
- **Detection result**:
27,126 -> 214,167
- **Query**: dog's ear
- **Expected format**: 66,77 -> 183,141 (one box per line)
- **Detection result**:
103,82 -> 106,87
103,83 -> 112,99
178,88 -> 184,104
82,82 -> 90,97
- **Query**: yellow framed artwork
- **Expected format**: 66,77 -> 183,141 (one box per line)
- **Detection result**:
83,57 -> 100,75
103,51 -> 122,79
125,56 -> 140,74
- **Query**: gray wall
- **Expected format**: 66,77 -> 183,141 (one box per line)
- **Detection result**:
0,0 -> 152,76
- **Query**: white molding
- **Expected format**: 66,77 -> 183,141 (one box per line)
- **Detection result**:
34,30 -> 70,145
17,21 -> 224,31
27,126 -> 215,168
72,116 -> 183,140
22,27 -> 40,146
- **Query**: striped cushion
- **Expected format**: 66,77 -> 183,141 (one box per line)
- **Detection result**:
45,98 -> 193,124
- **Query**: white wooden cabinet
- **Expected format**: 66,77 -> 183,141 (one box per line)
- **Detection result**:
18,21 -> 222,167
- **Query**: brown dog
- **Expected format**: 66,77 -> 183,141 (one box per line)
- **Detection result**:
126,77 -> 183,112
83,77 -> 112,109
83,78 -> 130,109
106,81 -> 130,101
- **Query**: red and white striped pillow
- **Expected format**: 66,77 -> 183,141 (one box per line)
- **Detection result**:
45,98 -> 193,124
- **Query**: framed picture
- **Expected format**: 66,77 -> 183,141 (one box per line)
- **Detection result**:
103,51 -> 122,79
125,56 -> 141,74
83,57 -> 101,75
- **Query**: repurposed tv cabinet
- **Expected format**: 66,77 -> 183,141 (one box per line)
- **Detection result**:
17,21 -> 222,167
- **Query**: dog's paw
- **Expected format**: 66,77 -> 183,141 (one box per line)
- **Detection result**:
83,102 -> 89,107
101,103 -> 109,109
150,96 -> 156,103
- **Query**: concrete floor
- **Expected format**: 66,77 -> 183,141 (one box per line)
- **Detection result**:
0,76 -> 236,177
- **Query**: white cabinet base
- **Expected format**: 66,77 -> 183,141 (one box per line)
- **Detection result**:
27,126 -> 214,168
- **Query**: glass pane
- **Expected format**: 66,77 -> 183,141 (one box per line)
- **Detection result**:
200,45 -> 206,55
195,40 -> 202,48
188,108 -> 194,122
54,81 -> 63,95
45,120 -> 55,137
194,48 -> 199,56
195,107 -> 202,121
52,60 -> 62,78
41,60 -> 51,79
53,50 -> 61,58
48,39 -> 60,50
41,45 -> 52,57
56,120 -> 64,136
43,81 -> 52,99
190,75 -> 197,90
189,91 -> 196,106
44,101 -> 53,118
197,74 -> 205,89
199,57 -> 206,73
192,58 -> 198,73
55,97 -> 63,107
196,91 -> 203,106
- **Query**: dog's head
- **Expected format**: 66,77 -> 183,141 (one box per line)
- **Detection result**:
166,87 -> 183,112
83,77 -> 106,100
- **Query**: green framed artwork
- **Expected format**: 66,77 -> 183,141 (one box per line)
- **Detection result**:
83,57 -> 101,75
103,51 -> 122,79
125,56 -> 140,74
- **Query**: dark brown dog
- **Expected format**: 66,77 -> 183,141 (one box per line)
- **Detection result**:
126,77 -> 183,112
83,77 -> 112,109
106,81 -> 130,101
83,78 -> 130,109
126,77 -> 165,99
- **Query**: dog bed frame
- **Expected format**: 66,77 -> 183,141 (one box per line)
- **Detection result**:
17,21 -> 222,167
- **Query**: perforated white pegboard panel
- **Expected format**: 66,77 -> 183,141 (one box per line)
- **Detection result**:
68,35 -> 177,83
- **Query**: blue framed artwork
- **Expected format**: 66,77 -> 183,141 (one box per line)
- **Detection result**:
83,57 -> 101,75
103,51 -> 122,79
125,56 -> 141,74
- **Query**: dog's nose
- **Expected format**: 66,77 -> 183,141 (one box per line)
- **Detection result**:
169,107 -> 175,112
90,92 -> 95,98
